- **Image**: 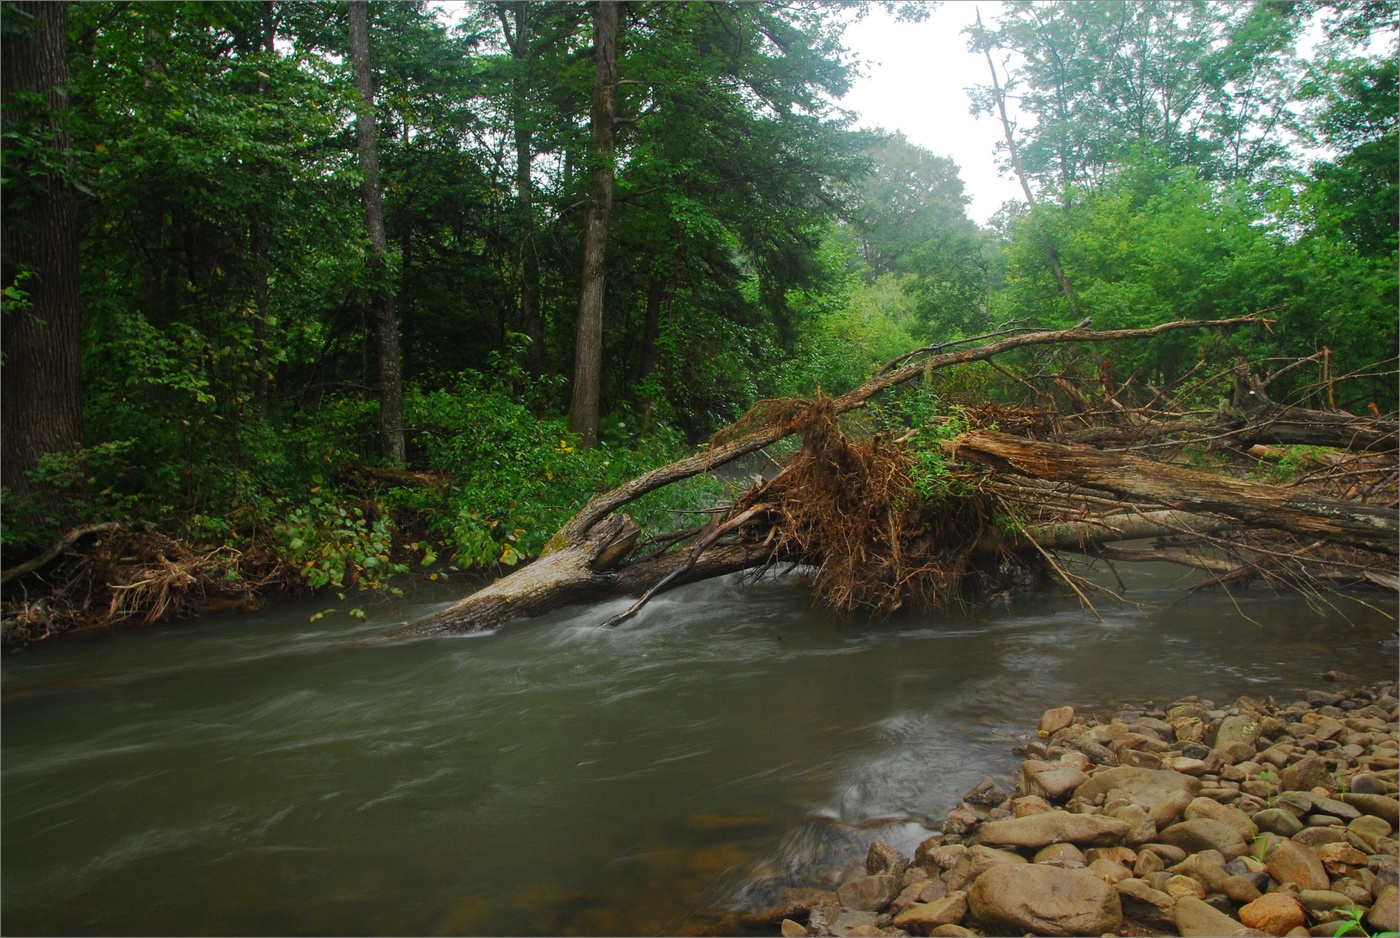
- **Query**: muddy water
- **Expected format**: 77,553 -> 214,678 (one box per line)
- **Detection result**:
3,564 -> 1396,935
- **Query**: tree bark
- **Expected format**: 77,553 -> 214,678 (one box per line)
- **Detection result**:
1,2 -> 84,516
568,0 -> 620,447
348,0 -> 405,467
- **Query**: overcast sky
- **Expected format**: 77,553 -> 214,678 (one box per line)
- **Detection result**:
838,2 -> 1023,226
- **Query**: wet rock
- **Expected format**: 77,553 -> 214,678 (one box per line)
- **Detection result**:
1369,885 -> 1399,934
966,863 -> 1122,937
836,875 -> 899,912
891,892 -> 967,935
1185,796 -> 1258,840
1032,842 -> 1086,868
1116,877 -> 1178,932
866,841 -> 909,878
976,812 -> 1130,849
1239,892 -> 1306,936
1076,766 -> 1202,808
1038,705 -> 1075,738
1340,792 -> 1400,827
942,845 -> 1026,891
1158,818 -> 1248,858
1174,894 -> 1246,937
1019,761 -> 1090,802
1255,808 -> 1306,837
1281,755 -> 1332,793
960,777 -> 1007,807
1266,840 -> 1331,891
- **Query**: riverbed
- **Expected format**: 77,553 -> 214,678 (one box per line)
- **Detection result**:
3,561 -> 1396,935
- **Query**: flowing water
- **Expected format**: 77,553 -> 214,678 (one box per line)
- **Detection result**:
3,562 -> 1396,936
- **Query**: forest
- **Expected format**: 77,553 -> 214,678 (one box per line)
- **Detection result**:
1,0 -> 1396,642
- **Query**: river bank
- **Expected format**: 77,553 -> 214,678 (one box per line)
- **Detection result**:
741,675 -> 1400,938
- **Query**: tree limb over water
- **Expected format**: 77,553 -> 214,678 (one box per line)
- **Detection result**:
395,317 -> 1397,638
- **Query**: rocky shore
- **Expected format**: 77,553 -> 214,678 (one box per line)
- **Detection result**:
746,675 -> 1400,937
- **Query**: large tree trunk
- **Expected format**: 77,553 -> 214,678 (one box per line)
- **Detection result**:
348,0 -> 405,467
1,2 -> 84,522
568,0 -> 620,447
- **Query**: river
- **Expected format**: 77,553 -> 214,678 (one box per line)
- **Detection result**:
3,561 -> 1396,935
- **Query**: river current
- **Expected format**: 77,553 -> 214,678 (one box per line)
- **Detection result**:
3,560 -> 1396,935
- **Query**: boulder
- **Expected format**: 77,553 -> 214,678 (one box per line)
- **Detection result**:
1074,766 -> 1201,808
1368,884 -> 1399,934
866,840 -> 910,878
1340,792 -> 1400,827
1032,842 -> 1087,868
942,845 -> 1026,892
1184,796 -> 1258,841
1021,763 -> 1091,802
892,893 -> 967,936
1038,706 -> 1075,737
1115,878 -> 1178,932
1238,893 -> 1305,936
1264,840 -> 1330,891
1157,818 -> 1248,858
1215,714 -> 1263,750
836,874 -> 899,912
976,812 -> 1131,849
966,863 -> 1122,937
1174,895 -> 1247,937
1280,755 -> 1331,793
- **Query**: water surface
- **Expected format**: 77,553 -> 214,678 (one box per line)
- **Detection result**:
3,562 -> 1396,935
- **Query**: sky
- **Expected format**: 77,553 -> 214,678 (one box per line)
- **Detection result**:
838,2 -> 1024,226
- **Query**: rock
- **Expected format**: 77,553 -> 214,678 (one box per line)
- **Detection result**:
941,804 -> 985,838
866,841 -> 910,878
1158,818 -> 1248,858
1116,878 -> 1178,931
828,909 -> 879,936
1281,756 -> 1332,793
1077,766 -> 1202,809
1287,790 -> 1362,820
1134,849 -> 1165,877
1223,874 -> 1263,904
976,812 -> 1131,849
1368,885 -> 1399,934
1141,842 -> 1189,865
1151,789 -> 1196,828
916,841 -> 963,873
1265,840 -> 1331,891
1185,796 -> 1258,840
1175,894 -> 1247,937
1039,705 -> 1075,738
928,926 -> 974,937
1239,893 -> 1306,936
780,919 -> 808,937
1108,803 -> 1158,845
1315,842 -> 1368,875
1020,762 -> 1091,801
1340,792 -> 1400,827
1217,714 -> 1264,751
1088,857 -> 1133,884
1170,756 -> 1212,775
1255,808 -> 1306,837
1349,773 -> 1395,795
1012,795 -> 1054,817
1296,889 -> 1358,912
966,863 -> 1122,937
892,893 -> 967,935
1171,851 -> 1230,893
960,778 -> 1008,807
1350,814 -> 1394,843
1165,874 -> 1207,900
1033,842 -> 1086,868
942,845 -> 1026,892
836,875 -> 899,912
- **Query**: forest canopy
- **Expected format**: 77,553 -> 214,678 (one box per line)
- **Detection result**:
1,0 -> 1395,637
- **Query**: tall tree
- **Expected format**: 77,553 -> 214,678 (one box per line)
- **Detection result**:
348,0 -> 405,466
568,0 -> 619,446
1,1 -> 84,512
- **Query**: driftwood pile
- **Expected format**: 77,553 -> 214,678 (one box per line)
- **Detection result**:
397,318 -> 1399,639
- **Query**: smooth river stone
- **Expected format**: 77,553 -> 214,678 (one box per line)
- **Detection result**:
1265,839 -> 1330,891
1157,818 -> 1248,858
1174,895 -> 1245,937
977,813 -> 1131,849
1238,892 -> 1306,936
966,863 -> 1122,938
1074,766 -> 1202,808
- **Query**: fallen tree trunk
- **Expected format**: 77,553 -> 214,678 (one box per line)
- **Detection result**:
400,315 -> 1379,638
945,430 -> 1398,555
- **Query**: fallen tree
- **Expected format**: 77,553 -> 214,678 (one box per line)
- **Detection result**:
395,316 -> 1398,639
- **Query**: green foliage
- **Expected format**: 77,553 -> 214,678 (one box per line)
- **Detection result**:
275,497 -> 408,591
